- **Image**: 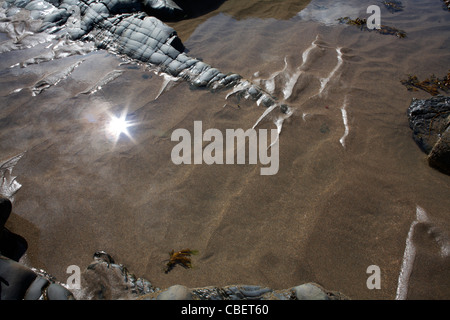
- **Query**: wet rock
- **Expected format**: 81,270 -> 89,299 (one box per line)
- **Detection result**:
82,251 -> 158,299
0,255 -> 37,300
428,124 -> 450,174
0,197 -> 12,229
0,228 -> 28,262
142,0 -> 184,20
47,282 -> 75,300
0,200 -> 74,300
23,277 -> 50,300
292,282 -> 349,300
0,196 -> 27,261
407,95 -> 450,174
157,284 -> 192,300
293,283 -> 330,300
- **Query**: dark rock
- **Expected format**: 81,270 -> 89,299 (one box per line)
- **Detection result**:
23,277 -> 50,300
428,124 -> 450,174
0,197 -> 12,229
0,196 -> 28,261
0,228 -> 28,262
47,282 -> 75,300
93,250 -> 115,265
83,251 -> 158,299
407,95 -> 450,174
0,255 -> 37,300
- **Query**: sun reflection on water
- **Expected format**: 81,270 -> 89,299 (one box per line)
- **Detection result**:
106,109 -> 137,144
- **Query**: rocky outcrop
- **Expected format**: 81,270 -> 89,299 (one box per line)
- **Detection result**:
407,95 -> 450,174
0,196 -> 74,300
1,0 -> 287,111
78,251 -> 350,300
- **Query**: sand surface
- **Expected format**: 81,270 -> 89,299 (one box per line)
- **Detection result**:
1,0 -> 449,299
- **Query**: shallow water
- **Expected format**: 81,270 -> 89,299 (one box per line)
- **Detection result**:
1,0 -> 450,299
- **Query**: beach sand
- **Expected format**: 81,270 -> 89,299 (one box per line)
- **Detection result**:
1,0 -> 449,299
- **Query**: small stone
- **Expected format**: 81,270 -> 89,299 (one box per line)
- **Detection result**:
293,283 -> 330,300
157,285 -> 192,300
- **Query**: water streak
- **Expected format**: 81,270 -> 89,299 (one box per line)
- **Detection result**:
339,98 -> 349,148
318,47 -> 343,96
80,70 -> 124,95
396,206 -> 429,300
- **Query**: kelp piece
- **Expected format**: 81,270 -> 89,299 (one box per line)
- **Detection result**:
401,71 -> 450,96
443,0 -> 450,11
382,0 -> 404,13
164,248 -> 198,273
337,17 -> 406,38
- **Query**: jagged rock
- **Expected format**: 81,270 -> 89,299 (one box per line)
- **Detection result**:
3,0 -> 289,113
81,251 -> 158,299
407,95 -> 450,174
428,124 -> 450,174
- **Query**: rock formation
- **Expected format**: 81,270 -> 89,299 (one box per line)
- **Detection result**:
407,95 -> 450,175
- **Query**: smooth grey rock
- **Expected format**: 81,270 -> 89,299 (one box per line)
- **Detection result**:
293,283 -> 330,300
47,283 -> 75,300
0,255 -> 37,300
157,284 -> 192,300
23,277 -> 49,300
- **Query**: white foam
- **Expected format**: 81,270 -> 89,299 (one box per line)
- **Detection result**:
396,206 -> 429,300
339,98 -> 349,148
264,57 -> 288,94
283,36 -> 318,100
155,72 -> 180,100
252,104 -> 278,130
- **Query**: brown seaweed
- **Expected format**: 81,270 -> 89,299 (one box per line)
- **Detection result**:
164,249 -> 199,273
443,0 -> 450,11
337,17 -> 406,38
382,0 -> 404,13
401,71 -> 450,96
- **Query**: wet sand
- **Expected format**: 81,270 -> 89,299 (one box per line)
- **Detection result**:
1,0 -> 450,299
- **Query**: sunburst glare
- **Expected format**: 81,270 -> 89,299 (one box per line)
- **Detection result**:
106,109 -> 137,144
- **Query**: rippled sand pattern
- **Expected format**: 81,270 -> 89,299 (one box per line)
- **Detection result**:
1,0 -> 449,299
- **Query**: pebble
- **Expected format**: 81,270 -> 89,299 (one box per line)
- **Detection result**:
292,283 -> 330,300
157,285 -> 192,300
